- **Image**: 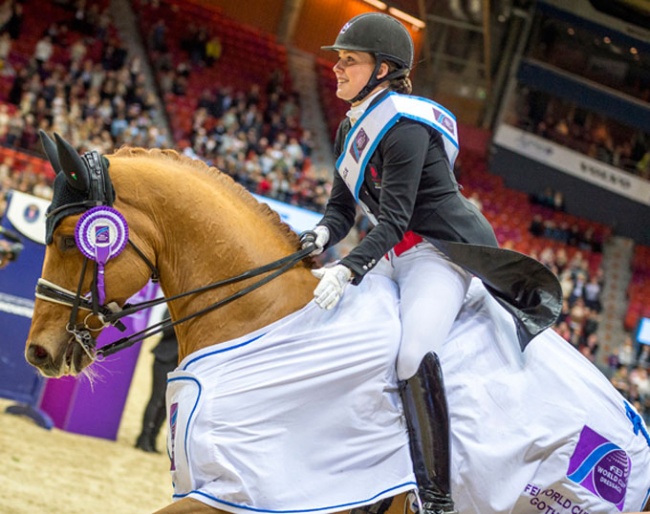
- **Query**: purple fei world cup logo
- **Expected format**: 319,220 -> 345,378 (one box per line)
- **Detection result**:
566,425 -> 631,511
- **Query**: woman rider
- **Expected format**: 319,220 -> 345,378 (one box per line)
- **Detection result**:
302,12 -> 562,514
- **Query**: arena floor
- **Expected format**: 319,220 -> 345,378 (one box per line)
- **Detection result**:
0,337 -> 173,513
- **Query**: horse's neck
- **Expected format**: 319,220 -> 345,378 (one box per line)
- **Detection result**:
145,168 -> 316,360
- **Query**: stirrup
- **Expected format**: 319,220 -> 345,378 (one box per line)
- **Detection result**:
407,491 -> 457,514
420,502 -> 458,514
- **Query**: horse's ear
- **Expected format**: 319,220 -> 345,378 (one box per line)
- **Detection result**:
54,132 -> 90,192
39,130 -> 62,174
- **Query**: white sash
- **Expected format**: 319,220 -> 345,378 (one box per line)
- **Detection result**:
336,92 -> 460,201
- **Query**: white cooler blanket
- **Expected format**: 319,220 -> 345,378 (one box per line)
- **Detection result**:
444,280 -> 650,514
166,274 -> 416,514
166,275 -> 650,514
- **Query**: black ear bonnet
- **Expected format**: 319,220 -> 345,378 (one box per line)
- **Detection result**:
39,131 -> 115,244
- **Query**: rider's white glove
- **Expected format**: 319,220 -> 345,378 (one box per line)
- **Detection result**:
312,264 -> 352,310
301,225 -> 330,256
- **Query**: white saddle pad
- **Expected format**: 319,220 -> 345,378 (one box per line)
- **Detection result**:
166,274 -> 650,514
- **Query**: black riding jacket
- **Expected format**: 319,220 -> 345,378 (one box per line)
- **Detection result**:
320,98 -> 497,282
318,91 -> 561,349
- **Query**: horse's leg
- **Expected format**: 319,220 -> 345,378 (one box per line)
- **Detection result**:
152,498 -> 227,514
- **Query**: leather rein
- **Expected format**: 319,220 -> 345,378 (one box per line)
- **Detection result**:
36,244 -> 313,360
34,149 -> 315,361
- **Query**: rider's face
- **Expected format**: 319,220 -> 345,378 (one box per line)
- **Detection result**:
332,50 -> 375,105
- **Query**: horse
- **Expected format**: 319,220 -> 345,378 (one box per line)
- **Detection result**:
25,133 -> 650,514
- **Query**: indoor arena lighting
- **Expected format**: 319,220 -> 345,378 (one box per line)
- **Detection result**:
363,0 -> 388,10
388,7 -> 426,28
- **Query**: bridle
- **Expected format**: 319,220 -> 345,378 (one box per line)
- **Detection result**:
35,146 -> 314,362
36,243 -> 313,360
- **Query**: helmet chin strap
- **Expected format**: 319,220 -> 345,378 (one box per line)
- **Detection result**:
348,58 -> 409,104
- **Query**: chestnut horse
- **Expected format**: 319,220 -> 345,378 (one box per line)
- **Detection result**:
25,134 -> 650,514
25,135 -> 414,514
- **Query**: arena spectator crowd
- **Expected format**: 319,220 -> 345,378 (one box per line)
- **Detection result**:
509,85 -> 650,179
0,0 -> 647,425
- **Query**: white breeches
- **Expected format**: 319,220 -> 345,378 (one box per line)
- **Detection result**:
374,241 -> 472,380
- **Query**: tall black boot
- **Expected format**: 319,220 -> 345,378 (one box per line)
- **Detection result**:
400,352 -> 457,514
135,394 -> 164,453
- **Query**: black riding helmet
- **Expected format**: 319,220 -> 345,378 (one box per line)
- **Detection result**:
322,12 -> 414,103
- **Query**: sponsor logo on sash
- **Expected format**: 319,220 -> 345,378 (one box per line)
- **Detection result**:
350,128 -> 369,163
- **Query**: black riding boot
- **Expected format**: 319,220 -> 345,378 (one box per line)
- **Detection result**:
135,425 -> 159,453
135,394 -> 166,453
400,352 -> 457,514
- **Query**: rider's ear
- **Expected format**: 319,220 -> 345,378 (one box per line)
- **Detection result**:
39,130 -> 62,174
54,133 -> 91,193
376,62 -> 389,81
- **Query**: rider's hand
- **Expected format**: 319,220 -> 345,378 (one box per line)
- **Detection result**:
300,226 -> 330,256
312,264 -> 352,310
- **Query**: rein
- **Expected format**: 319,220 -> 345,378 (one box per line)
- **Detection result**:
36,243 -> 315,359
97,244 -> 314,356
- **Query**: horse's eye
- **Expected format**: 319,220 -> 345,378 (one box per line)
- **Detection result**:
59,236 -> 78,251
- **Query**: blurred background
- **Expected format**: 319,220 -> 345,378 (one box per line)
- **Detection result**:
0,0 -> 648,424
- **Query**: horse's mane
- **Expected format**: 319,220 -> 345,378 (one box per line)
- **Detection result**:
109,146 -> 303,247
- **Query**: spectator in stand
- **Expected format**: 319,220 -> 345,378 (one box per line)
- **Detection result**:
149,18 -> 168,53
583,275 -> 602,312
610,365 -> 630,396
0,29 -> 11,61
205,33 -> 222,67
637,150 -> 650,179
553,320 -> 571,341
580,332 -> 600,362
583,308 -> 600,339
554,247 -> 568,274
629,365 -> 650,398
0,153 -> 12,181
538,246 -> 555,269
552,190 -> 565,211
29,173 -> 52,200
558,270 -> 574,303
0,1 -> 23,40
637,345 -> 650,370
618,335 -> 637,370
528,214 -> 544,237
0,103 -> 10,141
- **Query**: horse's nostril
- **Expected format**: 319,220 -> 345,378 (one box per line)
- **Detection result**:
26,344 -> 50,366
